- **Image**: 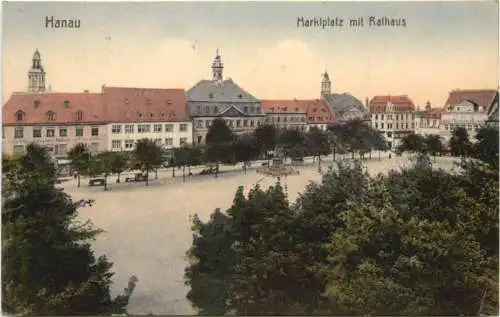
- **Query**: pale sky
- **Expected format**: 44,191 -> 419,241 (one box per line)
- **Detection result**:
3,1 -> 499,108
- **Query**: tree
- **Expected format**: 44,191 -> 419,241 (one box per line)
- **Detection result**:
173,146 -> 190,182
2,144 -> 130,315
472,126 -> 499,170
89,152 -> 115,191
370,129 -> 390,161
328,120 -> 373,159
449,126 -> 471,157
252,124 -> 277,158
277,128 -> 306,160
306,127 -> 330,172
110,151 -> 130,183
186,145 -> 204,176
132,138 -> 163,186
396,133 -> 427,155
67,143 -> 91,187
205,119 -> 235,178
424,134 -> 445,161
233,135 -> 258,175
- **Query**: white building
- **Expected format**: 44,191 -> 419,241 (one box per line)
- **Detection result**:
369,95 -> 416,150
440,89 -> 499,141
414,101 -> 446,138
102,86 -> 193,152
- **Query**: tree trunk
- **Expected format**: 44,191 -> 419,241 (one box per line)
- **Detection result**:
379,151 -> 381,161
145,170 -> 149,186
215,163 -> 219,178
244,163 -> 247,175
318,155 -> 322,173
104,175 -> 108,191
172,165 -> 175,178
77,175 -> 81,187
351,151 -> 355,160
155,166 -> 158,180
369,151 -> 372,159
183,165 -> 186,182
188,165 -> 191,175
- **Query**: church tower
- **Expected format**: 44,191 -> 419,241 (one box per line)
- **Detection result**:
211,48 -> 224,84
321,70 -> 331,97
28,49 -> 46,92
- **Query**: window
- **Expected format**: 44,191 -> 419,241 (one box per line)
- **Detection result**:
375,122 -> 378,129
387,132 -> 393,137
243,119 -> 248,127
75,110 -> 83,121
112,125 -> 122,134
205,120 -> 210,128
46,111 -> 56,121
196,120 -> 203,128
205,106 -> 210,113
33,100 -> 41,108
124,139 -> 134,149
375,114 -> 378,120
381,114 -> 384,120
164,124 -> 173,132
75,127 -> 84,137
381,123 -> 384,129
178,123 -> 188,132
32,128 -> 41,138
396,114 -> 399,120
46,128 -> 55,137
165,138 -> 173,146
59,127 -> 67,137
250,120 -> 254,127
154,138 -> 162,145
396,123 -> 399,129
214,106 -> 218,113
405,123 -> 409,129
14,127 -> 24,139
197,106 -> 201,113
180,137 -> 187,146
90,143 -> 99,152
236,120 -> 241,127
13,145 -> 25,155
56,144 -> 68,155
138,124 -> 151,133
15,110 -> 25,121
112,140 -> 122,149
64,100 -> 70,108
197,135 -> 202,143
153,124 -> 162,133
124,124 -> 134,133
244,106 -> 248,113
91,127 -> 99,136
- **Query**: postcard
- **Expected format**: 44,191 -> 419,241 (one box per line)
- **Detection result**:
2,1 -> 499,316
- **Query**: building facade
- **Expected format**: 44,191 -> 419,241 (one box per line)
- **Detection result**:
320,71 -> 369,123
414,101 -> 445,137
304,98 -> 336,131
440,89 -> 499,140
103,86 -> 192,152
261,100 -> 308,131
370,95 -> 416,149
2,92 -> 108,157
187,50 -> 266,144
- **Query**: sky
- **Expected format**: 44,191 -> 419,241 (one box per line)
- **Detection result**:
2,1 -> 499,108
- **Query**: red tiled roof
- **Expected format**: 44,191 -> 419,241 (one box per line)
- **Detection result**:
424,108 -> 442,120
443,89 -> 498,109
369,95 -> 415,113
3,92 -> 105,126
261,99 -> 307,113
102,86 -> 189,123
261,99 -> 335,124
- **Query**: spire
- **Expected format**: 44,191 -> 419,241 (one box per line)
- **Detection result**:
212,48 -> 224,83
28,48 -> 46,92
321,68 -> 331,97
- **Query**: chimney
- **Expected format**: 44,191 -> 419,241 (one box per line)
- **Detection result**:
84,89 -> 89,93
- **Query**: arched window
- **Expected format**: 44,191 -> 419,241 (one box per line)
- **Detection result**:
46,111 -> 56,121
15,110 -> 25,121
75,110 -> 83,121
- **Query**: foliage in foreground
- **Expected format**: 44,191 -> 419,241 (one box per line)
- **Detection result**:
2,144 -> 135,315
185,156 -> 499,315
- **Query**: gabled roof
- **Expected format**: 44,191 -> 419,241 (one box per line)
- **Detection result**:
369,95 -> 415,113
102,86 -> 189,123
444,89 -> 498,109
261,99 -> 307,114
322,93 -> 366,114
187,78 -> 259,103
219,105 -> 245,117
3,92 -> 105,125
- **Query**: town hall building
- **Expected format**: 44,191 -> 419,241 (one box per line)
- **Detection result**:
186,50 -> 266,144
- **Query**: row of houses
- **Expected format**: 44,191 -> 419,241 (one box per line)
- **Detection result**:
2,49 -> 499,161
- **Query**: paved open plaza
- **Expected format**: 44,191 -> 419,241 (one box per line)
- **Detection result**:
65,154 -> 460,315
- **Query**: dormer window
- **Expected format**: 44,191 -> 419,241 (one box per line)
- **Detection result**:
33,100 -> 41,108
138,112 -> 143,118
209,93 -> 214,99
146,99 -> 152,105
124,99 -> 130,105
312,108 -> 317,112
150,113 -> 154,118
15,110 -> 25,121
238,94 -> 243,99
64,100 -> 70,108
75,110 -> 83,121
214,106 -> 218,113
161,111 -> 165,118
46,111 -> 56,121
